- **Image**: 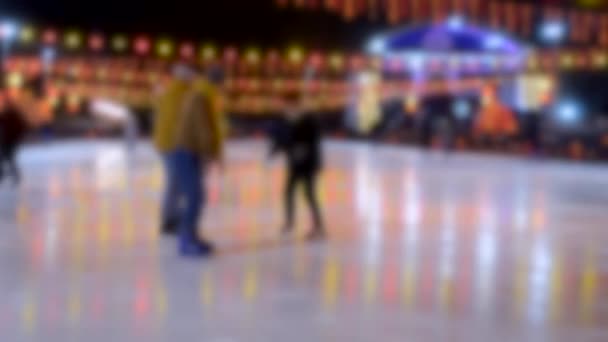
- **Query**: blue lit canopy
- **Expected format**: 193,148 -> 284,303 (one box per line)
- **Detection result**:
367,17 -> 529,74
368,17 -> 526,56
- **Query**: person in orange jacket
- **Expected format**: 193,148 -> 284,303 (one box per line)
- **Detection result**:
153,64 -> 193,235
173,67 -> 227,257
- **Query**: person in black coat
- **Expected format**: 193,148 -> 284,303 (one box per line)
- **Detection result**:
0,93 -> 28,185
269,93 -> 325,240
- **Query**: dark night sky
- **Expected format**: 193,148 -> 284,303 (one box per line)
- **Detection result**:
0,0 -> 604,50
0,0 -> 386,50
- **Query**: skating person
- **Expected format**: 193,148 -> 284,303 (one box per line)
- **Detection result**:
0,90 -> 28,186
153,64 -> 193,235
173,68 -> 226,257
270,92 -> 325,240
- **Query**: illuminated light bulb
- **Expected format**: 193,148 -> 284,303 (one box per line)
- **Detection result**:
201,45 -> 216,61
453,98 -> 472,119
6,72 -> 23,88
180,43 -> 194,59
540,20 -> 567,44
288,46 -> 304,64
156,39 -> 174,58
43,29 -> 58,45
64,31 -> 82,50
246,49 -> 261,65
112,35 -> 128,52
134,36 -> 151,55
593,53 -> 607,68
309,52 -> 323,68
329,53 -> 344,70
224,47 -> 238,63
560,54 -> 574,68
527,56 -> 539,70
0,21 -> 18,40
556,100 -> 583,124
404,94 -> 418,114
367,36 -> 386,54
19,26 -> 35,44
88,34 -> 105,51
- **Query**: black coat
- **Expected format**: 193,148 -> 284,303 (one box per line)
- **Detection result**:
270,114 -> 322,174
0,106 -> 28,148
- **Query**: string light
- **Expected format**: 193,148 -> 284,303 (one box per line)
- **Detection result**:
156,39 -> 174,58
112,35 -> 128,52
246,48 -> 261,65
201,44 -> 217,61
64,31 -> 83,50
19,25 -> 36,44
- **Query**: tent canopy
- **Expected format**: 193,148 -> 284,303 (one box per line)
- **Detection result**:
372,18 -> 526,56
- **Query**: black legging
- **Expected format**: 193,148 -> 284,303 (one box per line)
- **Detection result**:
284,170 -> 323,229
0,143 -> 20,184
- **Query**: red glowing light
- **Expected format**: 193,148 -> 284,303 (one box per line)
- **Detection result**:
224,47 -> 238,63
134,37 -> 151,55
309,52 -> 324,68
180,43 -> 194,59
43,29 -> 58,45
88,34 -> 105,51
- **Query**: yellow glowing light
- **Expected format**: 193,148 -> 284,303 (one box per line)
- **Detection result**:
561,54 -> 574,68
527,56 -> 539,70
156,39 -> 174,58
64,31 -> 82,50
112,35 -> 128,52
329,53 -> 344,70
246,49 -> 261,65
6,72 -> 23,88
593,53 -> 607,68
201,45 -> 216,61
288,46 -> 304,64
19,26 -> 36,44
404,94 -> 418,114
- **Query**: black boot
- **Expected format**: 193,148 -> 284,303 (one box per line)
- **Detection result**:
161,218 -> 179,235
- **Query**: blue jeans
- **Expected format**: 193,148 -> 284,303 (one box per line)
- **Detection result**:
161,152 -> 180,226
174,149 -> 206,242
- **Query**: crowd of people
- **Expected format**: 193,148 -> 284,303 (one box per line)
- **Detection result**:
153,64 -> 326,257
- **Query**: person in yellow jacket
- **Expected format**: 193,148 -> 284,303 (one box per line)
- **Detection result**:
173,68 -> 226,257
153,64 -> 193,235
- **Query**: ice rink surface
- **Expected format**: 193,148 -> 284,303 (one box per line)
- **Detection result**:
1,139 -> 608,341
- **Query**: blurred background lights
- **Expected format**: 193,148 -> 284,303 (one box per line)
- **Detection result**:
484,33 -> 506,50
42,29 -> 58,45
112,35 -> 128,52
201,45 -> 216,61
329,53 -> 343,70
288,46 -> 304,64
180,43 -> 194,59
134,36 -> 151,55
19,25 -> 35,44
453,98 -> 472,119
64,31 -> 82,50
88,33 -> 105,51
156,39 -> 174,58
540,20 -> 567,44
367,36 -> 385,54
556,100 -> 583,124
246,48 -> 261,65
446,15 -> 465,31
0,21 -> 19,40
407,53 -> 425,71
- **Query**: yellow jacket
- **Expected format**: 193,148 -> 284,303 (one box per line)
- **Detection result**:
174,80 -> 227,159
153,80 -> 190,152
